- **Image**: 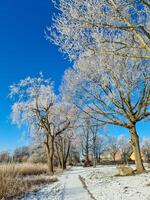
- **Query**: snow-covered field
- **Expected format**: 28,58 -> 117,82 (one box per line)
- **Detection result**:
81,165 -> 150,200
22,166 -> 150,200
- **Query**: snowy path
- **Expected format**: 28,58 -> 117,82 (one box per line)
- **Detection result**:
21,167 -> 92,200
61,167 -> 92,200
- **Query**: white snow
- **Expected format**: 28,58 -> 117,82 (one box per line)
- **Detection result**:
22,182 -> 64,200
81,165 -> 150,200
61,167 -> 92,200
21,166 -> 150,200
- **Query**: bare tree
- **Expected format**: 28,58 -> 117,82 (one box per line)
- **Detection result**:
107,136 -> 119,162
55,133 -> 71,169
62,55 -> 150,173
117,135 -> 132,164
96,135 -> 108,163
90,124 -> 99,167
141,137 -> 150,162
81,126 -> 91,165
49,0 -> 150,173
0,151 -> 11,163
9,74 -> 74,175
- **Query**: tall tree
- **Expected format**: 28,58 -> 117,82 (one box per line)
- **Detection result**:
62,57 -> 150,173
9,74 -> 73,175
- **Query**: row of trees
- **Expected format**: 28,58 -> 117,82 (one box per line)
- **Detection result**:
47,0 -> 150,173
1,135 -> 150,167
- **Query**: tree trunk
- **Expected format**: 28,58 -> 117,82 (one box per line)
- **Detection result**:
63,139 -> 71,169
129,126 -> 145,173
98,153 -> 101,163
45,135 -> 54,175
112,153 -> 116,162
55,142 -> 62,169
93,137 -> 97,168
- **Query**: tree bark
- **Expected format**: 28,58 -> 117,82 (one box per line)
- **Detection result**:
93,137 -> 97,168
45,135 -> 54,175
129,126 -> 145,173
63,139 -> 71,169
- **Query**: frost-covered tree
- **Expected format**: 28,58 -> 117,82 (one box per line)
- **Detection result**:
96,135 -> 108,163
81,120 -> 92,165
117,135 -> 132,164
141,137 -> 150,162
48,0 -> 150,173
9,74 -> 74,175
62,56 -> 150,173
55,130 -> 74,169
49,0 -> 150,60
107,135 -> 119,162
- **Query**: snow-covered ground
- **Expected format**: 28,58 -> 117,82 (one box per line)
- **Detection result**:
22,182 -> 64,200
22,166 -> 150,200
81,165 -> 150,200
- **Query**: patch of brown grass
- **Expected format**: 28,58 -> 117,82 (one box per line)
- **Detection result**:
0,163 -> 48,177
15,163 -> 48,176
0,164 -> 57,199
0,164 -> 29,199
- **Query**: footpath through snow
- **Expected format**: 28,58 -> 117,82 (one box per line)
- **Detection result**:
21,167 -> 92,200
62,167 -> 92,200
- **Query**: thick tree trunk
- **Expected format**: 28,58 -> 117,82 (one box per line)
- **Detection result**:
129,126 -> 145,173
45,135 -> 54,175
63,140 -> 71,169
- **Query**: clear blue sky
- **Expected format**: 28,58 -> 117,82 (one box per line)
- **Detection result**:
0,0 -> 149,152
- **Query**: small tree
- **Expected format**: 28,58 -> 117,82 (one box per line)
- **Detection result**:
141,138 -> 150,162
107,136 -> 119,162
0,151 -> 10,163
96,135 -> 107,163
13,146 -> 30,163
117,135 -> 132,164
81,127 -> 91,165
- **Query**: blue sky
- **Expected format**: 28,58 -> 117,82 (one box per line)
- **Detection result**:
0,0 -> 149,152
0,0 -> 70,151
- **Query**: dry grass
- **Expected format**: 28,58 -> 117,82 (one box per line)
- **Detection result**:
0,163 -> 48,176
0,163 -> 58,199
15,163 -> 47,176
0,164 -> 28,199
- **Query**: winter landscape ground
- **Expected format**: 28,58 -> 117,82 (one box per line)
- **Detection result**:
21,166 -> 150,200
0,1 -> 150,200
